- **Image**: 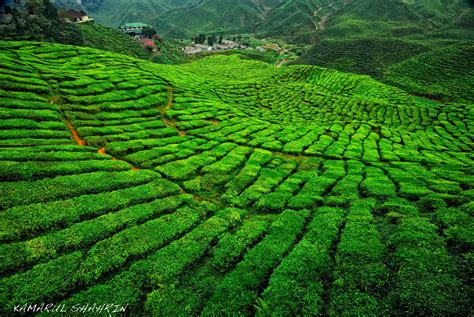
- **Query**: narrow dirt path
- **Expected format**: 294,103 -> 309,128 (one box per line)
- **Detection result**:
275,59 -> 288,68
66,121 -> 87,146
164,86 -> 174,112
161,86 -> 187,136
64,123 -> 140,171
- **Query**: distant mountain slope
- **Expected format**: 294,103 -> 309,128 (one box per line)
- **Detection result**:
384,42 -> 474,101
52,0 -> 473,42
148,0 -> 283,38
53,0 -> 284,38
255,0 -> 353,43
294,38 -> 432,77
292,0 -> 474,76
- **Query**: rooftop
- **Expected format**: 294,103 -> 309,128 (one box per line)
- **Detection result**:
120,22 -> 147,29
67,10 -> 87,19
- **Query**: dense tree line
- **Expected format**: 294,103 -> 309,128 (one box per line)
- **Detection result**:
0,0 -> 83,44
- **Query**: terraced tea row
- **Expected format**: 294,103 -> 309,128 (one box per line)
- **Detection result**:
0,41 -> 472,316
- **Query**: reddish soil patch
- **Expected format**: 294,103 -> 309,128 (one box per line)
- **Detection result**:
66,122 -> 86,146
164,87 -> 174,111
163,118 -> 174,127
98,147 -> 117,160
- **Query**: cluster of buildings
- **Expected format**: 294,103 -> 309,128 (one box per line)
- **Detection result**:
118,22 -> 159,52
119,22 -> 148,35
183,40 -> 265,55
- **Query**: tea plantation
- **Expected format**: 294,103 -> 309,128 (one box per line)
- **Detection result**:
0,41 -> 472,316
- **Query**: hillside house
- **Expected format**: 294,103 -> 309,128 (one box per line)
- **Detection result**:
120,22 -> 147,35
66,10 -> 93,23
195,44 -> 212,52
183,46 -> 201,55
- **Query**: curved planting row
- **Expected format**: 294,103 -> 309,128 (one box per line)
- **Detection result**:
0,41 -> 472,316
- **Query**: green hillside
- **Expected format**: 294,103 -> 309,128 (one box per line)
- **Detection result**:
1,41 -> 472,316
255,0 -> 352,43
384,42 -> 474,102
49,0 -> 474,81
292,0 -> 474,75
78,23 -> 151,59
53,0 -> 284,38
0,1 -> 159,59
79,23 -> 187,64
0,1 -> 186,63
294,38 -> 432,78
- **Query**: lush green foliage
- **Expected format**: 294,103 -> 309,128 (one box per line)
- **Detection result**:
0,41 -> 472,316
78,23 -> 151,59
291,0 -> 473,79
384,42 -> 474,101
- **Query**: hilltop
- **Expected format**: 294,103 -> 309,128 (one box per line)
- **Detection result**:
51,0 -> 474,44
48,0 -> 474,79
52,0 -> 284,38
0,41 -> 472,316
292,0 -> 474,76
0,1 -> 186,63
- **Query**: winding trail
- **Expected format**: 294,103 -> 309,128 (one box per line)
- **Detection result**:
275,59 -> 288,68
62,86 -> 187,171
161,86 -> 187,136
65,122 -> 140,171
66,121 -> 86,146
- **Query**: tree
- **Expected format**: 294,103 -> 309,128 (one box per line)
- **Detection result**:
207,34 -> 217,46
26,0 -> 43,15
207,36 -> 214,47
218,35 -> 223,44
43,0 -> 58,20
142,26 -> 157,38
145,45 -> 154,53
195,33 -> 206,44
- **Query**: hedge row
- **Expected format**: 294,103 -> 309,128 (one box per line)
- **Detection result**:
202,209 -> 309,314
329,199 -> 389,316
144,219 -> 269,316
262,207 -> 345,315
1,195 -> 189,274
1,179 -> 181,242
0,169 -> 158,210
65,207 -> 245,312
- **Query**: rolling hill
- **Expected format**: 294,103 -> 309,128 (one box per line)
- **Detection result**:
0,1 -> 187,63
52,0 -> 474,42
0,40 -> 472,315
291,0 -> 474,75
384,41 -> 474,101
49,0 -> 474,81
52,0 -> 285,38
